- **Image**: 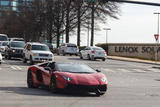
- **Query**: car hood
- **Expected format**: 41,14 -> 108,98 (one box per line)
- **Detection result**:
0,46 -> 7,49
56,72 -> 107,85
31,50 -> 52,54
11,47 -> 24,50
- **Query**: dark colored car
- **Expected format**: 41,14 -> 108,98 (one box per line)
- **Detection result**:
27,62 -> 108,96
5,41 -> 25,59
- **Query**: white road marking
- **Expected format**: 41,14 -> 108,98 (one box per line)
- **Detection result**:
117,69 -> 130,72
148,69 -> 160,72
103,68 -> 114,72
15,66 -> 22,70
132,69 -> 146,73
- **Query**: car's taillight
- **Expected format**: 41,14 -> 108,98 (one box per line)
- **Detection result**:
104,51 -> 107,55
91,50 -> 95,54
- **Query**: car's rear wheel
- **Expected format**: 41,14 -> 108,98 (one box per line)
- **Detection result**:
91,55 -> 95,61
102,58 -> 105,61
88,54 -> 91,60
50,76 -> 57,93
27,70 -> 36,88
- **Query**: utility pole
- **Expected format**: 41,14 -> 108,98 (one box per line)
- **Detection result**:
103,28 -> 111,43
154,12 -> 160,61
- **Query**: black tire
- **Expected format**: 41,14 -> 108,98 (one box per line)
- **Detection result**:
80,53 -> 83,59
50,76 -> 57,93
0,62 -> 1,64
88,54 -> 91,60
29,56 -> 34,65
91,55 -> 95,61
102,58 -> 105,61
27,70 -> 36,88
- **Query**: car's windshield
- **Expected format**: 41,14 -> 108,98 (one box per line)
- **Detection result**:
10,42 -> 25,48
2,42 -> 8,46
57,63 -> 97,73
0,36 -> 8,41
32,45 -> 50,51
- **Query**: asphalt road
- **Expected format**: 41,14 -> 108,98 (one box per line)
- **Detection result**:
0,55 -> 160,107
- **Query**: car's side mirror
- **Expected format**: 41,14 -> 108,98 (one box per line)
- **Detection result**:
44,67 -> 51,71
96,69 -> 101,72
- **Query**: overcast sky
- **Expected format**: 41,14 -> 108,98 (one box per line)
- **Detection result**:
70,0 -> 160,46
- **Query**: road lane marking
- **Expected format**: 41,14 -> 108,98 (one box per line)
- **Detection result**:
132,69 -> 146,73
10,66 -> 22,70
148,69 -> 160,72
117,69 -> 129,72
103,68 -> 114,72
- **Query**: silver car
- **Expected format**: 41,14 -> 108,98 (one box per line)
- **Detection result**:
80,46 -> 107,61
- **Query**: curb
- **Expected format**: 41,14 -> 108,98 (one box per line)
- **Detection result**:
107,56 -> 160,65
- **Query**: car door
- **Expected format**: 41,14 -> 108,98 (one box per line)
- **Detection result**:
42,62 -> 55,86
39,66 -> 50,86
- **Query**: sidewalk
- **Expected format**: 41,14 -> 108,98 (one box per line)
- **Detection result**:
107,56 -> 160,65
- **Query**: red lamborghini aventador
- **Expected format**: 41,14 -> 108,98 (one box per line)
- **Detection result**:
27,61 -> 108,96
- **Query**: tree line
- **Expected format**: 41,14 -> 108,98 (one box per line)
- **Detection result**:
0,0 -> 120,47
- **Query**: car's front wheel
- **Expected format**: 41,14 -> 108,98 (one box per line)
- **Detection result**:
102,58 -> 105,61
50,76 -> 57,93
27,70 -> 36,88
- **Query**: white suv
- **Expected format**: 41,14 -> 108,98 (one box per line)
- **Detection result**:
57,43 -> 79,56
23,42 -> 54,65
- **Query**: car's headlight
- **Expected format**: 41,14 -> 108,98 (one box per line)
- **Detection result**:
101,77 -> 107,82
12,49 -> 16,53
63,76 -> 72,81
49,54 -> 53,57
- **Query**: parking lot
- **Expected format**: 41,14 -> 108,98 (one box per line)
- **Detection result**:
0,55 -> 160,107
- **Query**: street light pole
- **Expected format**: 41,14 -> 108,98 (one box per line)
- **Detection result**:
154,12 -> 160,61
103,28 -> 111,43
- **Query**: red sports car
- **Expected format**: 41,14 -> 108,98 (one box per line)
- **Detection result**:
27,61 -> 108,96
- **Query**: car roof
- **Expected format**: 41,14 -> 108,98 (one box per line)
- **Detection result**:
10,41 -> 25,43
0,34 -> 7,37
